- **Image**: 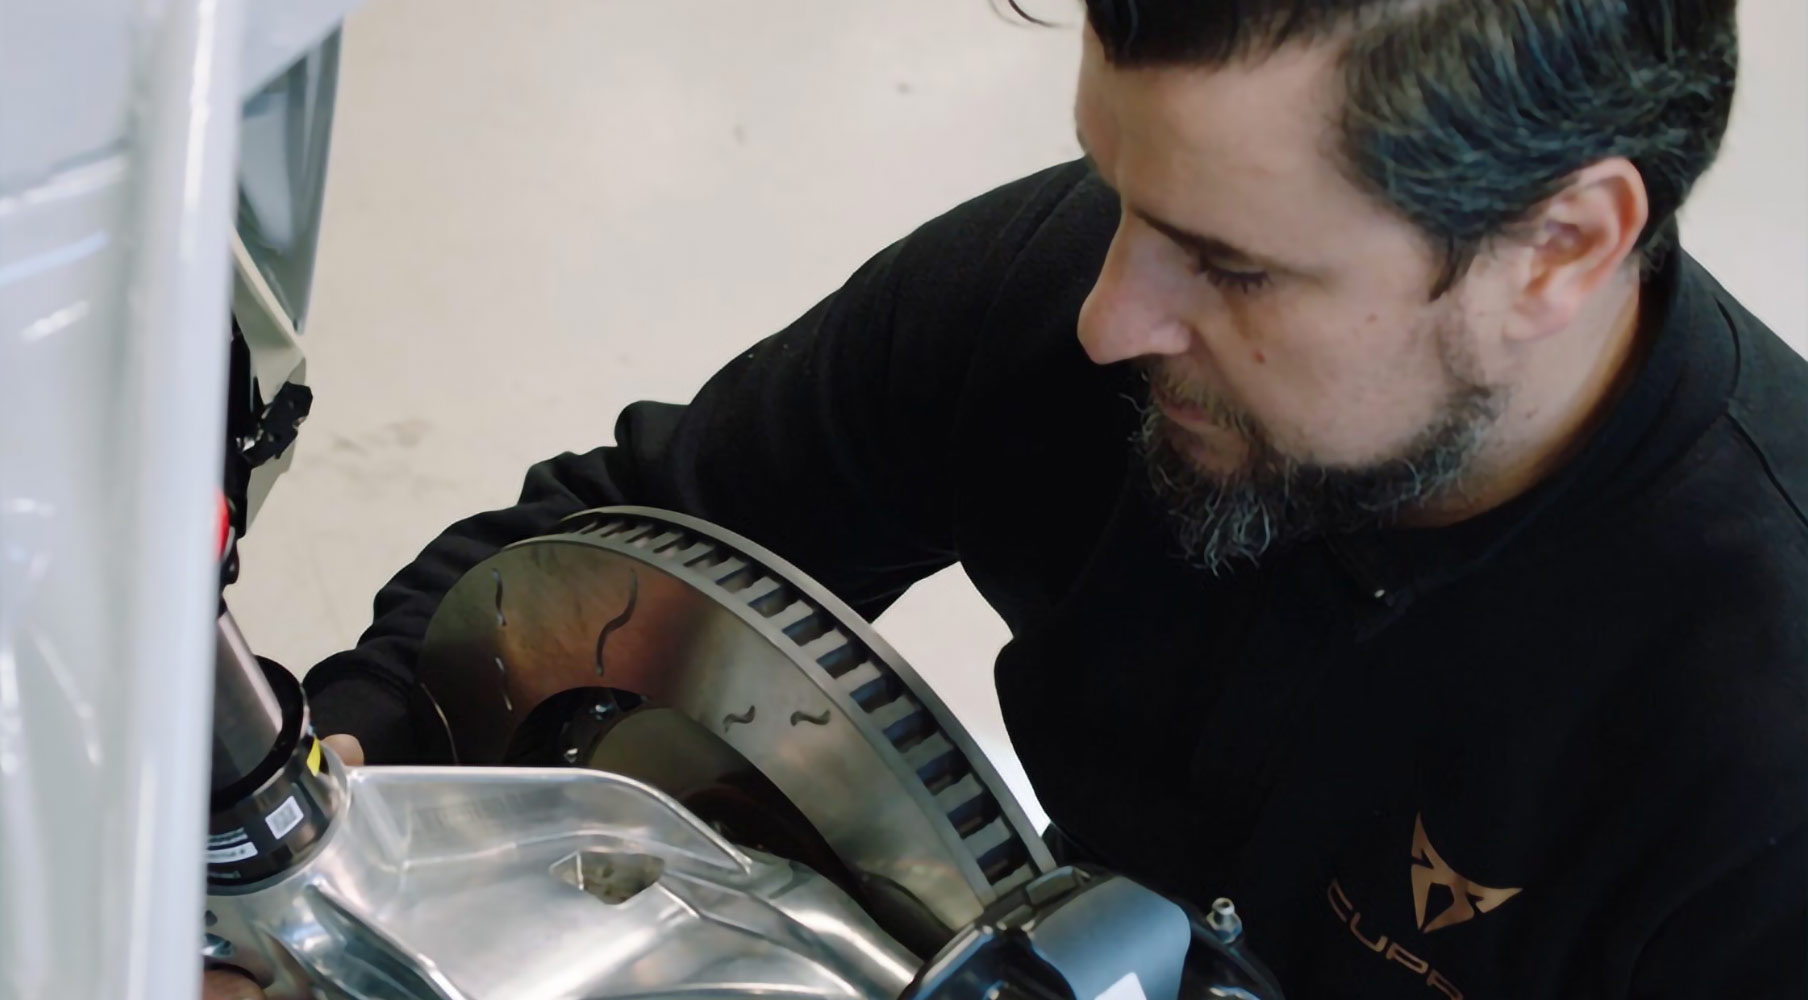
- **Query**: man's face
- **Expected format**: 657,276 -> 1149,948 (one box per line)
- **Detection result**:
1074,32 -> 1513,568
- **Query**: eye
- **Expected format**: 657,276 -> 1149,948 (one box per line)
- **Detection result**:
1196,259 -> 1272,296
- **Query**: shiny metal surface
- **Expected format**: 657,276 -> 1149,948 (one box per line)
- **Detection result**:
206,753 -> 917,1000
213,610 -> 285,790
1206,899 -> 1244,945
416,507 -> 1054,951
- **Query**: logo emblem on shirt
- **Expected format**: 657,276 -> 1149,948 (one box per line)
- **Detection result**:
1410,814 -> 1522,933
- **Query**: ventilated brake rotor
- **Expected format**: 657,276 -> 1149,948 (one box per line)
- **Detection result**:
415,507 -> 1053,953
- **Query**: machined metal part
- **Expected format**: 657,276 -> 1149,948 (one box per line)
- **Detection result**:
1205,899 -> 1244,945
415,507 -> 1055,953
205,759 -> 919,1000
900,868 -> 1191,1000
213,610 -> 287,791
207,655 -> 341,887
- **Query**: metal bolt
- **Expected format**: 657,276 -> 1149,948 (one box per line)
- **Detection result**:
591,703 -> 611,721
562,747 -> 580,764
1206,897 -> 1244,944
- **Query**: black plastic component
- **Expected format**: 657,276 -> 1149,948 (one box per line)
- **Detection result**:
241,382 -> 313,466
222,315 -> 312,543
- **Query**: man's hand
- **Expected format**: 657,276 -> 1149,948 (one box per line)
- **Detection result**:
201,969 -> 266,1000
200,734 -> 365,999
322,733 -> 365,767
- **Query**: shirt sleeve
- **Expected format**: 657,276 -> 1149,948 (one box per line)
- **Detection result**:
301,161 -> 1094,763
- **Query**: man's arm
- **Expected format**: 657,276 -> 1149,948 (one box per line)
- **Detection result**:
301,161 -> 1095,763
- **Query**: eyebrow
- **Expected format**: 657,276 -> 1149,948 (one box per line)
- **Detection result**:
1075,125 -> 1292,275
1132,210 -> 1282,273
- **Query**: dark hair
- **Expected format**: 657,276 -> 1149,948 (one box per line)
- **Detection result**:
1053,0 -> 1739,296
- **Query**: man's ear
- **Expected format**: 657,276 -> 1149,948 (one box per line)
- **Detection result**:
1509,159 -> 1649,341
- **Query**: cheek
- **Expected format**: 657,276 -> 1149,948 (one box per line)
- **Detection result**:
1207,295 -> 1452,465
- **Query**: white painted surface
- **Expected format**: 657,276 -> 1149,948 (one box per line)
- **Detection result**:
232,0 -> 1807,830
3,1 -> 253,998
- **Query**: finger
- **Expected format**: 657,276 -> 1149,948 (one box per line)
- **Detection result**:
322,733 -> 365,767
201,968 -> 266,1000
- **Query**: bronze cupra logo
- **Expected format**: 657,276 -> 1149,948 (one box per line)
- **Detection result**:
1410,814 -> 1523,933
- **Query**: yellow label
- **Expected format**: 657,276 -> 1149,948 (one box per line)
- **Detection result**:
307,739 -> 323,776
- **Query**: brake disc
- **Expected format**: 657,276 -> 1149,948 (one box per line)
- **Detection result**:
415,507 -> 1054,953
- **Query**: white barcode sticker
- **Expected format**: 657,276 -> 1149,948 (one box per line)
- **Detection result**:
265,796 -> 304,839
1096,973 -> 1147,1000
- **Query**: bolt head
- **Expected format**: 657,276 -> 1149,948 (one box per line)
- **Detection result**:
1206,897 -> 1244,944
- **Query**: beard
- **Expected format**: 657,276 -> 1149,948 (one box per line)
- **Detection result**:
1136,328 -> 1505,573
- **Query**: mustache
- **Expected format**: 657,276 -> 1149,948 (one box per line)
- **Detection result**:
1140,361 -> 1261,439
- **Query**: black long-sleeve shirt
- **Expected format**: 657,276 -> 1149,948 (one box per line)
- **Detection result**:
305,162 -> 1808,997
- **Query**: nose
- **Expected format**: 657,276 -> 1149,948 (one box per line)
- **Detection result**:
1078,218 -> 1193,365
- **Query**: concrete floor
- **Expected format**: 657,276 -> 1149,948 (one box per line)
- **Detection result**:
232,0 -> 1808,827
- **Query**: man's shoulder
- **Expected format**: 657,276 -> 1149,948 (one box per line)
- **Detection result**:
1558,257 -> 1808,772
1728,335 -> 1808,526
877,157 -> 1118,384
1613,256 -> 1808,622
1626,408 -> 1808,713
1615,407 -> 1808,806
899,158 -> 1110,279
1679,255 -> 1808,538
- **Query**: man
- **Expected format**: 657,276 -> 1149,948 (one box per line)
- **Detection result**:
208,1 -> 1806,996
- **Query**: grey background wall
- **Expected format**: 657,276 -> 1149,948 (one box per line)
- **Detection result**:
233,0 -> 1808,825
